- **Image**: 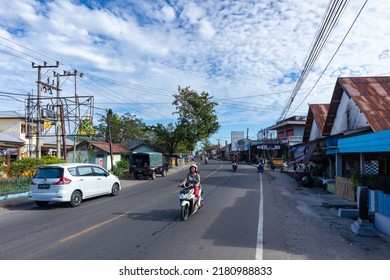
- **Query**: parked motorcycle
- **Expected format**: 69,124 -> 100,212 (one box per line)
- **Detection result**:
232,162 -> 237,171
178,182 -> 203,220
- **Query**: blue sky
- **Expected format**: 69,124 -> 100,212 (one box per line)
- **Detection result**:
1,0 -> 389,145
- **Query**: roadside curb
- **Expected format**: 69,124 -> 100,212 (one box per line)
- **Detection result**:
0,192 -> 31,210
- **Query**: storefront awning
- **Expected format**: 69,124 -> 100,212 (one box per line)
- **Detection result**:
291,144 -> 306,162
338,130 -> 390,153
325,134 -> 342,155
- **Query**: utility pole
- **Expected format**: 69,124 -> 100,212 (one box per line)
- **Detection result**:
247,128 -> 251,163
32,61 -> 59,158
54,72 -> 62,159
107,109 -> 114,173
54,70 -> 83,162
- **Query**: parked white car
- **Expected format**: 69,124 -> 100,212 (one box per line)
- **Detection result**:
28,163 -> 121,207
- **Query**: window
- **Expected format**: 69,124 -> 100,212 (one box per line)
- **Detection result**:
35,168 -> 63,178
93,166 -> 107,176
68,167 -> 77,176
77,166 -> 94,176
286,129 -> 294,137
21,123 -> 26,134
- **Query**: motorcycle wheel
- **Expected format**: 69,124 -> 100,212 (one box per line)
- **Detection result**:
181,205 -> 190,221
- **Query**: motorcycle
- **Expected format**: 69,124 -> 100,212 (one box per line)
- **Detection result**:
232,162 -> 237,171
178,182 -> 203,220
204,159 -> 208,164
257,163 -> 264,172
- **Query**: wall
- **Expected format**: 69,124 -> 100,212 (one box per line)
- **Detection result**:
294,126 -> 305,137
335,176 -> 355,202
309,120 -> 321,141
331,92 -> 368,135
0,119 -> 20,139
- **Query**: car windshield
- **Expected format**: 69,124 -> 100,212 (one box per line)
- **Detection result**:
35,168 -> 63,179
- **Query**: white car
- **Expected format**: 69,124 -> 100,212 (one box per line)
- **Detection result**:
28,163 -> 121,207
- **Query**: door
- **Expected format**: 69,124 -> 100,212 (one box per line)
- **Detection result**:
76,166 -> 98,198
93,166 -> 111,194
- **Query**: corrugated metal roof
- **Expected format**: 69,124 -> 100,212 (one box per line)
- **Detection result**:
0,131 -> 24,144
303,104 -> 329,142
267,116 -> 306,130
323,76 -> 390,135
0,111 -> 24,119
79,140 -> 131,154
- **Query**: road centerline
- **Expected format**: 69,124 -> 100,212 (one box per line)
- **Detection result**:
59,212 -> 129,243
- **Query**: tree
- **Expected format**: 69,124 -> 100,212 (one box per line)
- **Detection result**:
149,123 -> 178,155
121,113 -> 149,141
173,86 -> 220,143
95,110 -> 148,143
201,139 -> 219,155
150,86 -> 220,154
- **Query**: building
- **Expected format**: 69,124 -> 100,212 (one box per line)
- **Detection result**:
252,116 -> 307,165
67,140 -> 131,171
299,76 -> 390,236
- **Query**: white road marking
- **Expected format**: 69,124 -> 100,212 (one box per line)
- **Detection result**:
256,172 -> 264,260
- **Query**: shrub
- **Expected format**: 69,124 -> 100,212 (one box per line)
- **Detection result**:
114,160 -> 130,177
8,156 -> 66,177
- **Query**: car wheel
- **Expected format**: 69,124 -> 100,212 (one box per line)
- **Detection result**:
111,183 -> 120,196
70,190 -> 82,207
162,169 -> 167,177
35,201 -> 49,207
151,171 -> 156,180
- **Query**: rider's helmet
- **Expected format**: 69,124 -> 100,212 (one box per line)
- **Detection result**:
189,164 -> 198,173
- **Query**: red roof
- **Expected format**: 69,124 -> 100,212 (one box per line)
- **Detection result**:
303,104 -> 330,142
84,141 -> 131,153
323,76 -> 390,135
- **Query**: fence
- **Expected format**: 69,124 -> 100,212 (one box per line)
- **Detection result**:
0,177 -> 31,196
378,192 -> 390,217
335,176 -> 356,202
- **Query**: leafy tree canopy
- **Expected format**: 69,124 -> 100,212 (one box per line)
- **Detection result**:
94,86 -> 220,155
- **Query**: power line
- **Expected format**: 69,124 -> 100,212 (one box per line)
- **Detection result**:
278,0 -> 350,122
287,0 -> 369,117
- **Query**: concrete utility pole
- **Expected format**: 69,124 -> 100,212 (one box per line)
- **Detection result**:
32,61 -> 59,158
107,109 -> 114,173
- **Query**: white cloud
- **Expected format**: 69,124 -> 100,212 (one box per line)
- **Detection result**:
0,0 -> 389,142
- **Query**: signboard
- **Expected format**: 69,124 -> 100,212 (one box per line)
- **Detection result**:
231,131 -> 245,152
257,145 -> 281,150
96,158 -> 103,167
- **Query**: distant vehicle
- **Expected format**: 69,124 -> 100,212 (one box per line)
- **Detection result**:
232,162 -> 237,171
131,152 -> 169,180
28,163 -> 121,207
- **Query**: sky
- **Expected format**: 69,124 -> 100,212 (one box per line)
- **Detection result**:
0,0 -> 389,146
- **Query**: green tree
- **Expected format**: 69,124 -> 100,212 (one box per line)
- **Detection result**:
121,113 -> 149,141
173,86 -> 220,142
201,139 -> 219,155
95,110 -> 148,143
151,86 -> 220,154
149,123 -> 180,155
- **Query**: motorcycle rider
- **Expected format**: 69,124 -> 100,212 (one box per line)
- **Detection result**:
258,161 -> 264,172
180,164 -> 201,210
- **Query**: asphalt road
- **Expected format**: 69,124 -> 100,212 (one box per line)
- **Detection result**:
0,160 -> 389,260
